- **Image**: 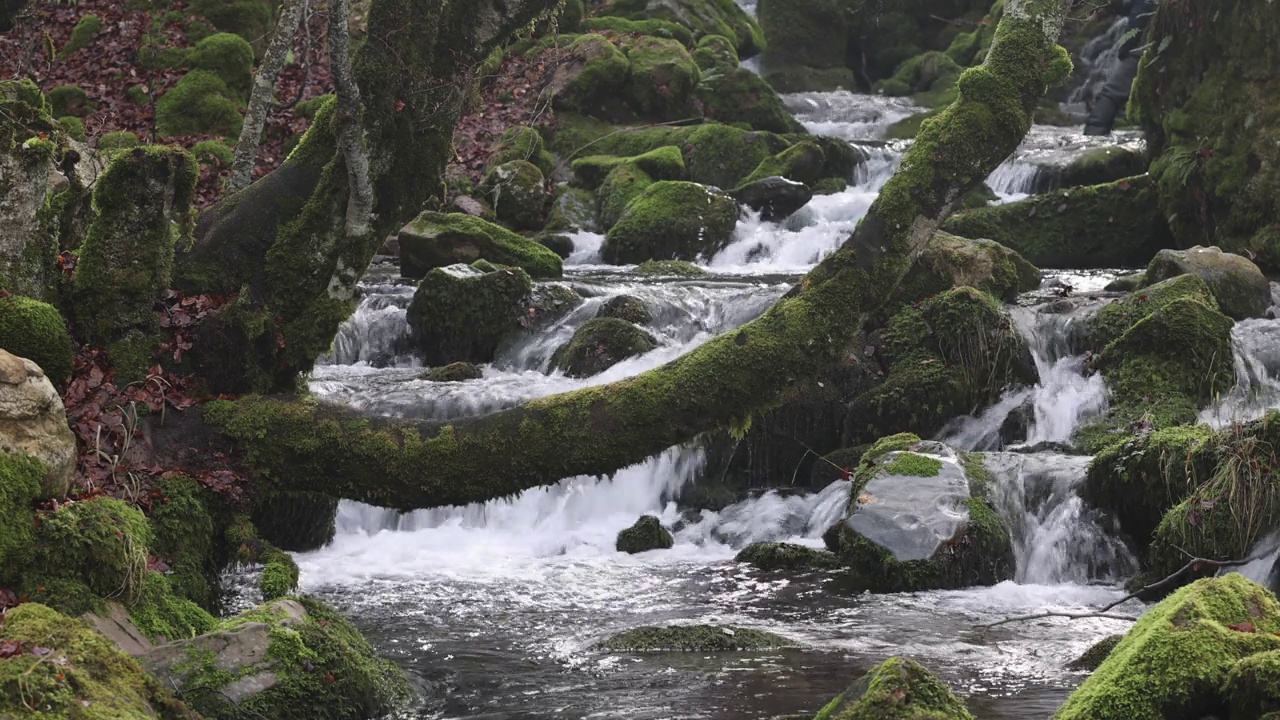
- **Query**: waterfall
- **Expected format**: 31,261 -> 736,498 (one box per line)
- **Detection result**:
1199,317 -> 1280,427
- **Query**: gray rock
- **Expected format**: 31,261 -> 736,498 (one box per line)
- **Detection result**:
731,176 -> 813,221
845,443 -> 970,562
1144,246 -> 1270,320
0,348 -> 76,498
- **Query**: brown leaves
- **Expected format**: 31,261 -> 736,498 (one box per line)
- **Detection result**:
1229,621 -> 1257,633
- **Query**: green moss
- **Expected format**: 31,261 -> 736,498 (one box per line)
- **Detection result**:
815,656 -> 974,720
1056,575 -> 1280,719
603,180 -> 738,263
187,32 -> 254,101
57,115 -> 85,141
876,51 -> 964,108
1225,649 -> 1280,718
634,259 -> 706,277
0,295 -> 74,384
191,138 -> 234,166
735,542 -> 842,571
943,175 -> 1172,269
0,453 -> 42,585
406,265 -> 534,366
423,361 -> 484,382
46,84 -> 89,117
147,475 -> 218,608
1068,634 -> 1124,672
893,232 -> 1040,306
129,571 -> 219,641
740,140 -> 826,187
487,125 -> 556,177
615,514 -> 673,553
596,294 -> 651,324
605,0 -> 764,58
57,13 -> 101,59
399,211 -> 563,279
553,317 -> 657,378
189,0 -> 275,54
583,16 -> 694,46
596,162 -> 653,229
259,544 -> 300,600
622,35 -> 700,120
697,63 -> 806,134
99,130 -> 140,151
598,624 -> 794,652
480,159 -> 548,231
250,490 -> 339,552
155,70 -> 244,138
882,452 -> 944,478
0,603 -> 196,719
572,145 -> 686,190
549,34 -> 630,113
693,33 -> 738,73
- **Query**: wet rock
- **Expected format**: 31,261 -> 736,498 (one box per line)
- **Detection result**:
597,624 -> 795,652
634,259 -> 706,277
615,515 -> 673,553
829,442 -> 1014,592
422,362 -> 483,382
534,232 -> 575,259
814,656 -> 974,720
450,194 -> 496,222
899,232 -> 1041,304
525,282 -> 584,327
1038,145 -> 1147,192
735,542 -> 842,571
480,160 -> 550,231
731,176 -> 813,221
0,348 -> 76,498
1143,246 -> 1271,320
407,264 -> 534,366
1068,634 -> 1124,672
1057,575 -> 1280,720
1104,272 -> 1145,292
398,211 -> 562,280
596,295 -> 652,325
545,186 -> 598,234
603,181 -> 738,264
553,317 -> 657,378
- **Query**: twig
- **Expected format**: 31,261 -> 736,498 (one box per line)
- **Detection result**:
977,611 -> 1139,630
1096,550 -> 1268,613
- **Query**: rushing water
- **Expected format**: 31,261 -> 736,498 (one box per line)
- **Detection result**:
260,80 -> 1280,719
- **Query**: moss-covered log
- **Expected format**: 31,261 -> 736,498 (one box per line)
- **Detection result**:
204,0 -> 1075,510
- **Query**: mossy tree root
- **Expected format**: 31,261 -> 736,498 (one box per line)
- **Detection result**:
205,0 -> 1074,510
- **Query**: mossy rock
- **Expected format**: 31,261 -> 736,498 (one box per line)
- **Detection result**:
251,490 -> 339,552
875,51 -> 964,108
735,542 -> 842,572
46,84 -> 89,117
1044,145 -> 1147,191
480,160 -> 549,231
814,656 -> 974,720
144,598 -> 411,720
1067,634 -> 1124,672
692,33 -> 738,74
582,16 -> 694,46
596,162 -> 655,230
57,13 -> 102,59
545,186 -> 598,234
596,294 -> 651,324
0,295 -> 74,385
740,140 -> 826,187
553,316 -> 657,378
634,259 -> 705,277
546,34 -> 630,114
757,0 -> 850,92
602,0 -> 765,58
147,475 -> 220,609
1055,575 -> 1280,719
191,139 -> 234,167
603,181 -> 738,263
943,175 -> 1174,269
486,126 -> 556,177
155,70 -> 244,138
614,514 -> 673,553
189,0 -> 276,56
1225,649 -> 1280,719
398,211 -> 563,280
0,453 -> 42,586
187,32 -> 254,102
1142,246 -> 1271,321
0,603 -> 198,719
572,145 -> 686,190
406,264 -> 534,366
893,232 -> 1040,307
99,130 -> 141,152
621,36 -> 700,121
598,624 -> 794,652
423,362 -> 484,382
697,65 -> 807,134
57,115 -> 85,141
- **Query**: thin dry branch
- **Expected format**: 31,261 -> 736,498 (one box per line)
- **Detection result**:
230,0 -> 308,193
328,0 -> 373,239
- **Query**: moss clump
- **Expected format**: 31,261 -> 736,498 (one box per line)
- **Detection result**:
399,211 -> 562,280
634,259 -> 705,277
46,83 -> 89,117
882,452 -> 943,478
548,34 -> 630,114
189,0 -> 275,53
603,181 -> 738,263
943,175 -> 1172,269
56,13 -> 101,59
147,475 -> 218,608
187,32 -> 254,101
155,70 -> 244,138
622,36 -> 700,120
572,145 -> 686,190
894,232 -> 1040,306
480,160 -> 548,231
129,571 -> 219,642
406,265 -> 534,366
486,125 -> 555,177
423,361 -> 484,382
1068,634 -> 1124,672
259,544 -> 300,600
99,130 -> 140,152
0,294 -> 74,384
596,295 -> 651,325
1225,649 -> 1280,718
583,16 -> 694,46
615,515 -> 673,553
735,542 -> 842,571
604,0 -> 765,58
0,603 -> 197,719
693,33 -> 738,74
57,115 -> 85,141
191,138 -> 234,166
0,453 -> 42,585
875,51 -> 964,108
598,624 -> 794,652
552,317 -> 657,378
1055,575 -> 1280,719
814,656 -> 974,720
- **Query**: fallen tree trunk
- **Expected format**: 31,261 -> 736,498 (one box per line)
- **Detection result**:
204,0 -> 1075,510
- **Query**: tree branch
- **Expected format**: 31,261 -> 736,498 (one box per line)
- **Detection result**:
327,0 -> 373,240
230,0 -> 307,194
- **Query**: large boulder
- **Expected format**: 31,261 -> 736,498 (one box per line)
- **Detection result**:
1055,575 -> 1280,720
814,657 -> 974,719
140,598 -> 411,720
897,232 -> 1041,304
615,515 -> 673,553
0,348 -> 75,498
545,34 -> 630,114
827,442 -> 1014,592
622,36 -> 701,120
480,160 -> 549,231
553,317 -> 657,377
602,181 -> 738,263
406,264 -> 534,366
601,0 -> 766,58
730,176 -> 812,221
694,35 -> 805,134
397,211 -> 563,280
1142,246 -> 1271,321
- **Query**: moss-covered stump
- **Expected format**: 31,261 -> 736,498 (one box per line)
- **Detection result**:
545,34 -> 630,114
601,0 -> 765,58
0,603 -> 200,720
942,175 -> 1173,268
480,160 -> 550,231
140,598 -> 411,720
622,36 -> 700,120
406,264 -> 534,366
846,287 -> 1037,445
829,444 -> 1013,593
423,361 -> 484,382
1067,634 -> 1123,672
486,126 -> 556,177
251,490 -> 339,552
602,181 -> 738,263
1075,275 -> 1234,452
187,32 -> 254,102
1131,0 -> 1280,270
596,294 -> 651,325
73,146 -> 197,348
615,514 -> 673,553
814,656 -> 974,720
552,316 -> 657,378
735,542 -> 842,572
1055,575 -> 1280,720
0,295 -> 73,385
1142,246 -> 1271,321
155,70 -> 245,138
598,624 -> 794,652
398,211 -> 563,280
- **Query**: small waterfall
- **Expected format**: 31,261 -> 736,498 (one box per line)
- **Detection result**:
983,452 -> 1137,584
986,161 -> 1041,203
1199,317 -> 1280,427
678,479 -> 851,548
318,275 -> 416,367
1064,18 -> 1130,116
783,91 -> 920,140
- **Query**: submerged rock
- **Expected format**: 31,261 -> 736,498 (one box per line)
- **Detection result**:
1143,246 -> 1271,321
634,259 -> 706,277
615,515 -> 673,553
422,361 -> 484,382
397,211 -> 562,280
1056,575 -> 1280,720
596,294 -> 652,325
1068,634 -> 1124,672
813,656 -> 974,720
406,264 -> 534,366
552,317 -> 657,378
731,176 -> 813,221
598,624 -> 794,652
0,348 -> 76,498
735,542 -> 842,572
603,181 -> 738,263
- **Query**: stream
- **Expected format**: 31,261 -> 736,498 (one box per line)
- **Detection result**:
225,41 -> 1280,720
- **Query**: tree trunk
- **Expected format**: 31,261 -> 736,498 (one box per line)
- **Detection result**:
202,0 -> 1076,510
228,0 -> 307,194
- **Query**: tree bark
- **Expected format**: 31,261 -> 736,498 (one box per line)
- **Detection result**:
229,0 -> 307,194
205,0 -> 1076,510
326,0 -> 373,240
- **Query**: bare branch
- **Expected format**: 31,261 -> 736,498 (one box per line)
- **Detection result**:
977,611 -> 1140,630
327,0 -> 374,239
230,0 -> 307,194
